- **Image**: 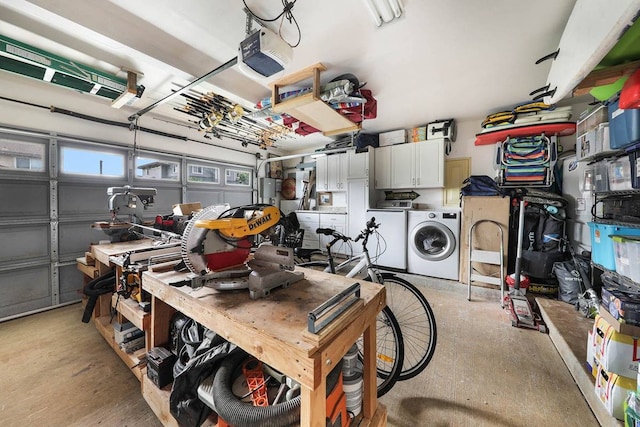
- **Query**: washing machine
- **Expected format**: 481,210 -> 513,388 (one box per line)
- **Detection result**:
407,210 -> 461,281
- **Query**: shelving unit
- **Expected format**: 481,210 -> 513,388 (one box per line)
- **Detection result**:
271,62 -> 361,137
141,267 -> 387,427
77,240 -> 157,382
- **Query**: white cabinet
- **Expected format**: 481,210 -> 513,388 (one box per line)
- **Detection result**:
319,213 -> 347,254
315,156 -> 328,192
295,211 -> 320,250
391,143 -> 415,188
374,145 -> 392,189
376,140 -> 445,189
316,153 -> 348,191
415,139 -> 444,188
347,149 -> 373,179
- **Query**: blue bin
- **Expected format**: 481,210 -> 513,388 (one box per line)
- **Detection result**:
589,222 -> 640,270
608,95 -> 640,149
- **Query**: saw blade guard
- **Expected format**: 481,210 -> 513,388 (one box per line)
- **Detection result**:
181,204 -> 236,275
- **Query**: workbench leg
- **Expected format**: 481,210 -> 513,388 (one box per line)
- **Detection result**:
150,296 -> 175,348
300,381 -> 326,427
362,320 -> 377,421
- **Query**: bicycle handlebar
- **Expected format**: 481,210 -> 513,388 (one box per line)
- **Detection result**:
315,227 -> 350,241
354,217 -> 379,242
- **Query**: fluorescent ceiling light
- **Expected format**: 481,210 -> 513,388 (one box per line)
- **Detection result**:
363,0 -> 404,26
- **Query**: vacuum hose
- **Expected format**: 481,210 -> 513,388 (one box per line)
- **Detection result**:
212,349 -> 301,427
81,269 -> 116,323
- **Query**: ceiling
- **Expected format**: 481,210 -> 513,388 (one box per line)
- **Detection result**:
0,0 -> 578,154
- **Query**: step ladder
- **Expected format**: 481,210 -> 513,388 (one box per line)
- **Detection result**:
467,219 -> 505,307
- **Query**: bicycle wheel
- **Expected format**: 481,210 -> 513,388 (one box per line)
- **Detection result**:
356,306 -> 404,398
370,273 -> 437,380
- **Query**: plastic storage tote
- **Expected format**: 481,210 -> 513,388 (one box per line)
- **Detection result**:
608,155 -> 632,191
608,95 -> 640,149
611,235 -> 640,283
589,222 -> 640,270
594,159 -> 610,192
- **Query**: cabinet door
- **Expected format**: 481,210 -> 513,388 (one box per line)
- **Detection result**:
347,149 -> 370,179
319,214 -> 347,254
391,143 -> 415,188
374,146 -> 392,189
296,211 -> 320,249
315,155 -> 328,192
326,154 -> 345,191
416,139 -> 444,188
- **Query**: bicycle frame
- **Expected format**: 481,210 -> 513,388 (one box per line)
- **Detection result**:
324,230 -> 381,283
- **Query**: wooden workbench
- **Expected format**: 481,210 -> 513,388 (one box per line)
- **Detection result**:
142,267 -> 387,427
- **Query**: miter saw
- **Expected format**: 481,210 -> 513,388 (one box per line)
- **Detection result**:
96,186 -> 158,242
180,204 -> 304,299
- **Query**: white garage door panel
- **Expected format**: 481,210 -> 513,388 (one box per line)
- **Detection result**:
58,183 -> 123,217
58,221 -> 100,259
0,266 -> 50,319
186,189 -> 224,207
0,224 -> 49,263
0,180 -> 48,218
223,191 -> 252,208
59,265 -> 82,304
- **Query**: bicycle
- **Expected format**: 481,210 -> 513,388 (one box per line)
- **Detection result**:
296,217 -> 438,385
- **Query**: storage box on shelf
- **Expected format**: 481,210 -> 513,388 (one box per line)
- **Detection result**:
608,155 -> 633,191
588,222 -> 640,271
270,63 -> 361,137
608,94 -> 640,149
577,105 -> 614,162
611,235 -> 640,284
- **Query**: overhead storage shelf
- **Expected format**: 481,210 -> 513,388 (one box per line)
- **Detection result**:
270,62 -> 361,137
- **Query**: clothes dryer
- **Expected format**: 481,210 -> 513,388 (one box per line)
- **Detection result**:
407,210 -> 461,280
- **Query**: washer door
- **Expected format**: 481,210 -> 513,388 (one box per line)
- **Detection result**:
409,221 -> 456,261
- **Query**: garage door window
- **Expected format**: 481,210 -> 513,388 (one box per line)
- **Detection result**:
0,139 -> 45,172
188,164 -> 220,184
60,146 -> 124,177
136,156 -> 180,181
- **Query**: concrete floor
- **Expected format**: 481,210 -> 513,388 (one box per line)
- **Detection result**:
0,274 -> 601,427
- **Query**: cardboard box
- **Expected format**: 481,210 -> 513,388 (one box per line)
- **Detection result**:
599,305 -> 640,337
601,287 -> 640,327
378,129 -> 406,146
595,365 -> 637,420
409,126 -> 426,142
172,202 -> 202,216
586,329 -> 599,378
593,314 -> 640,378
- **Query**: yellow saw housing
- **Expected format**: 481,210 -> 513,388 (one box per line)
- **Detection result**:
195,205 -> 281,238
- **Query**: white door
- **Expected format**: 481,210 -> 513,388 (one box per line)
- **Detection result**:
416,139 -> 444,188
315,155 -> 328,191
392,143 -> 415,188
347,149 -> 369,179
326,154 -> 344,191
374,146 -> 392,189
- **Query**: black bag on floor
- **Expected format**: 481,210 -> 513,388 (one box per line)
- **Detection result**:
553,259 -> 587,304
